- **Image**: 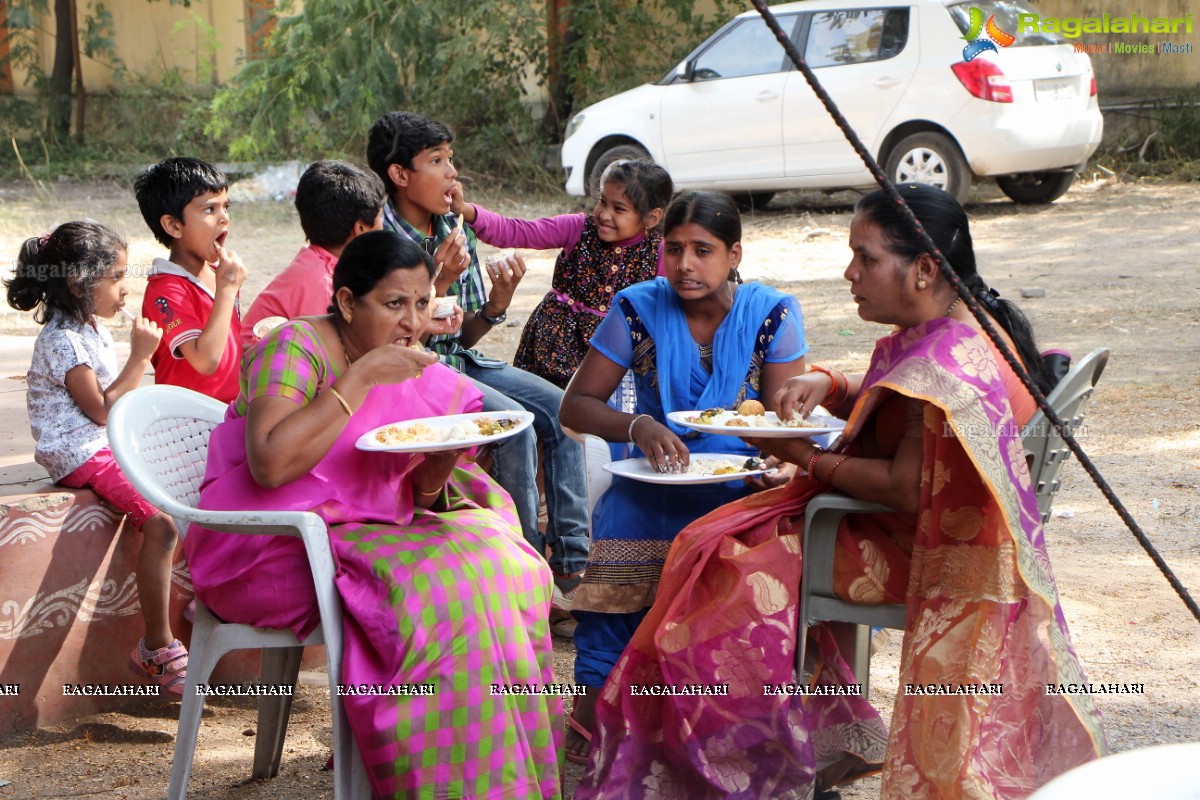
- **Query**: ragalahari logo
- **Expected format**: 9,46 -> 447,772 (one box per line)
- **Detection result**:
962,8 -> 1016,61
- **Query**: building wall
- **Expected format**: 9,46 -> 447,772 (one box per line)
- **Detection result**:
1017,0 -> 1197,98
4,0 -> 282,93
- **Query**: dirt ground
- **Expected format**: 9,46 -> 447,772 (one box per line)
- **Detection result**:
0,174 -> 1198,798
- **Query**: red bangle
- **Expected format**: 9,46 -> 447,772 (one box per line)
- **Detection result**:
808,365 -> 842,405
832,369 -> 850,404
825,455 -> 852,484
806,448 -> 825,477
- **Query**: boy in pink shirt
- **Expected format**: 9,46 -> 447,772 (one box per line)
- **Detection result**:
135,157 -> 246,403
241,160 -> 386,347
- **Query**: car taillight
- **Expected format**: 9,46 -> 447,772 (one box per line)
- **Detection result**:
1089,75 -> 1097,96
951,60 -> 1013,103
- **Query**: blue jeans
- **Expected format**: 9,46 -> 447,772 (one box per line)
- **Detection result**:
464,362 -> 590,575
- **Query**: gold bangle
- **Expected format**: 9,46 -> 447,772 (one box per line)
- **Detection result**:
328,387 -> 354,416
414,485 -> 443,498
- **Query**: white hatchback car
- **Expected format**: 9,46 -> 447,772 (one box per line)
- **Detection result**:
560,0 -> 1102,206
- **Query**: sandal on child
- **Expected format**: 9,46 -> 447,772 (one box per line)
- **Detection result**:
551,571 -> 583,639
129,637 -> 188,699
565,712 -> 593,766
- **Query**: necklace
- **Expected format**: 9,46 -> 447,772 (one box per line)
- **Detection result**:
944,296 -> 962,317
335,323 -> 355,369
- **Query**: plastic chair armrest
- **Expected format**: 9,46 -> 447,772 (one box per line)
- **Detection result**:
167,507 -> 324,539
803,493 -> 892,598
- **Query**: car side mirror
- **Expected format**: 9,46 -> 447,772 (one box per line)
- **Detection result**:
675,60 -> 695,82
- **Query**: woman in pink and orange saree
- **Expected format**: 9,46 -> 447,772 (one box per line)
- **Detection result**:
188,231 -> 561,799
575,184 -> 1105,800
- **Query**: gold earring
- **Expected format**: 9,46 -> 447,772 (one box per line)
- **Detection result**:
344,312 -> 352,323
917,279 -> 928,290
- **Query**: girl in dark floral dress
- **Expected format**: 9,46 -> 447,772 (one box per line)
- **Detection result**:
451,160 -> 673,388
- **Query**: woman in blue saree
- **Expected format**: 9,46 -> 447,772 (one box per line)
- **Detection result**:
558,191 -> 809,763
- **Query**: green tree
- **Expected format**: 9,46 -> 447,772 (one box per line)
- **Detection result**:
546,0 -> 739,134
207,0 -> 736,184
207,0 -> 544,168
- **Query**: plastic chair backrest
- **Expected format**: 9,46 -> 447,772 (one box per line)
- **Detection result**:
1022,348 -> 1109,523
106,385 -> 227,537
110,385 -> 368,799
582,434 -> 614,522
578,371 -> 640,523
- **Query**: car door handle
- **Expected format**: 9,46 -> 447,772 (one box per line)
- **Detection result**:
874,76 -> 900,89
756,90 -> 781,101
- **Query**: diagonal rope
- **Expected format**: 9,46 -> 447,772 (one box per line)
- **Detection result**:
749,0 -> 1200,625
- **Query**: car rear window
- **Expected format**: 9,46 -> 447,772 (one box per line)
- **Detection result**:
947,0 -> 1065,46
805,8 -> 910,67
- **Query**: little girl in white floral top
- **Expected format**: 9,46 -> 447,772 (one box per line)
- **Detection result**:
5,221 -> 188,698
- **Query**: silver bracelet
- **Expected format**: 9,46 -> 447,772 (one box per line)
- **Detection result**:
627,413 -> 651,444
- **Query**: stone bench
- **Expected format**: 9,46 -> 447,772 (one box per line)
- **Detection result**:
0,483 -> 197,731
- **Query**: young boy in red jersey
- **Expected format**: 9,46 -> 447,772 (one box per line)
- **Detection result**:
134,157 -> 246,402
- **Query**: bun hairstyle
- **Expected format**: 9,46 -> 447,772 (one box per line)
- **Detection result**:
596,160 -> 675,231
4,221 -> 127,325
328,229 -> 436,314
856,184 -> 1054,394
663,191 -> 744,283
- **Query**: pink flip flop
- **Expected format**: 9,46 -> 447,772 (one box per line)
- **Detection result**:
565,712 -> 593,766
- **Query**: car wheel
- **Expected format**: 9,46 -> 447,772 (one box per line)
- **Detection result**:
885,133 -> 972,205
995,170 -> 1076,204
588,143 -> 651,197
731,192 -> 776,212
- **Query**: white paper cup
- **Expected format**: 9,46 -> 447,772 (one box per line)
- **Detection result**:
485,251 -> 515,274
432,297 -> 457,319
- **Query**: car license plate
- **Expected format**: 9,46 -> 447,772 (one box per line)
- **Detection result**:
1035,79 -> 1076,102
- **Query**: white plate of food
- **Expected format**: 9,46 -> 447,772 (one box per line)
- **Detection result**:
356,410 -> 533,454
603,454 -> 775,485
667,403 -> 845,439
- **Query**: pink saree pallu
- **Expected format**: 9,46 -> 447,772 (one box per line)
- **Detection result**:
577,318 -> 1105,800
189,322 -> 562,799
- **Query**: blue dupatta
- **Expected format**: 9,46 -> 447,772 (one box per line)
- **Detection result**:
620,277 -> 789,438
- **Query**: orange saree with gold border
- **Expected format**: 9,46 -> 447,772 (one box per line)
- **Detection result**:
577,318 -> 1105,799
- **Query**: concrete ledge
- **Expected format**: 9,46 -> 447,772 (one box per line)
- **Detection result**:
0,477 -> 325,734
0,485 -> 199,731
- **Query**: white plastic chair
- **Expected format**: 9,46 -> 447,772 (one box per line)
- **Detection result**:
566,371 -> 637,524
796,349 -> 1110,690
107,385 -> 368,800
1022,349 -> 1109,524
1028,741 -> 1200,799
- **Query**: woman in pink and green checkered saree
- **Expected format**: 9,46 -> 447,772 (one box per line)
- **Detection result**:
188,231 -> 561,799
